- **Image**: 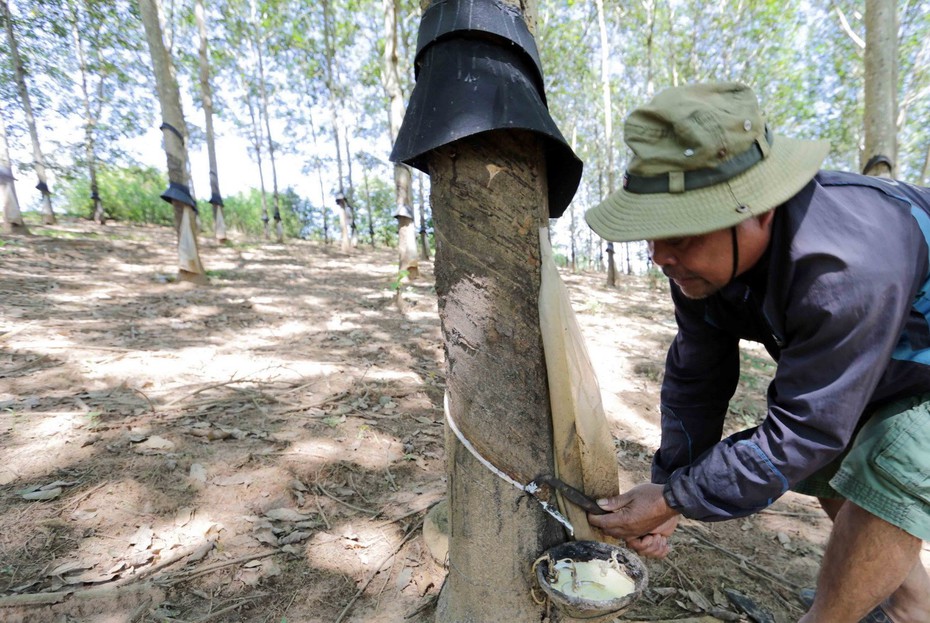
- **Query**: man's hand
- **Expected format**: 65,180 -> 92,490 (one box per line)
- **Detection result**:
588,483 -> 680,559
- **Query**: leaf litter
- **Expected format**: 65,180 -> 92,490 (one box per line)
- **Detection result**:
0,220 -> 895,622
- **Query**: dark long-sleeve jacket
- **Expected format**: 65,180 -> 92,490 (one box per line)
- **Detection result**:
656,171 -> 930,520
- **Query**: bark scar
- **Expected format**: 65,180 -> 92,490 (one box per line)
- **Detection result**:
486,164 -> 506,187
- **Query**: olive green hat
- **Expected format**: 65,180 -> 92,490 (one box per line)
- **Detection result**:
585,82 -> 830,242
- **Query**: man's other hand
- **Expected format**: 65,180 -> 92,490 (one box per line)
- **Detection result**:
588,483 -> 681,558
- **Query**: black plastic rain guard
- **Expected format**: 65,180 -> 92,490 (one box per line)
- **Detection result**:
390,0 -> 582,218
208,193 -> 224,206
160,181 -> 196,209
414,0 -> 545,94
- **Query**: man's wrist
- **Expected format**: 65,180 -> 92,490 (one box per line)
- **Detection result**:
662,480 -> 683,514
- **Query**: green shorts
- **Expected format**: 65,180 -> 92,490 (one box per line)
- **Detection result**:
791,394 -> 930,542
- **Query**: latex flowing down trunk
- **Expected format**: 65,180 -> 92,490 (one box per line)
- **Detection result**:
432,131 -> 565,622
195,0 -> 226,243
2,0 -> 55,224
138,0 -> 206,283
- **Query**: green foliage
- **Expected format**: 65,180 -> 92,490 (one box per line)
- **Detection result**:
57,164 -> 172,224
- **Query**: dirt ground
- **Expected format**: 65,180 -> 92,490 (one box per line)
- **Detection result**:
1,219 -> 928,623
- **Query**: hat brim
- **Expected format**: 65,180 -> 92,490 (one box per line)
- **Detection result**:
585,136 -> 830,242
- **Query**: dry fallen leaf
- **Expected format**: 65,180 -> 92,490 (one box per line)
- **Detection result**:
21,487 -> 62,501
264,508 -> 312,522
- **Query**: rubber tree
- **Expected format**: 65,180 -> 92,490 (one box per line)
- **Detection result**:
383,0 -> 419,279
2,0 -> 55,224
195,0 -> 227,242
320,0 -> 350,252
393,0 -> 585,618
249,0 -> 283,242
862,0 -> 897,178
138,0 -> 207,284
1,106 -> 27,234
594,0 -> 618,286
66,0 -> 106,224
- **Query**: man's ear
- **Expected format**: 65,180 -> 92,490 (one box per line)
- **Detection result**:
757,208 -> 776,230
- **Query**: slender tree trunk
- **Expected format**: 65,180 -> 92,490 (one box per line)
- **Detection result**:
2,0 -> 54,224
921,141 -> 930,186
321,0 -> 351,253
251,13 -> 282,242
1,109 -> 27,234
344,127 -> 358,247
195,0 -> 226,243
862,0 -> 897,178
362,162 -> 375,247
244,85 -> 270,238
417,171 -> 430,260
67,1 -> 104,224
594,0 -> 618,286
138,0 -> 206,284
383,0 -> 419,279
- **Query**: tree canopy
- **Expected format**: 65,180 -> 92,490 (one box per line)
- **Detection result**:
2,0 -> 929,265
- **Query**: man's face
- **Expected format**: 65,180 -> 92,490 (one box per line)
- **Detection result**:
647,212 -> 774,299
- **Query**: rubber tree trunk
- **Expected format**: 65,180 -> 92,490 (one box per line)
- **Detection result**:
244,87 -> 270,238
1,112 -> 27,234
384,0 -> 419,279
67,1 -> 105,225
138,0 -> 206,284
862,0 -> 897,178
321,0 -> 351,253
252,25 -> 282,242
431,130 -> 566,622
417,171 -> 430,260
2,0 -> 54,224
195,0 -> 226,243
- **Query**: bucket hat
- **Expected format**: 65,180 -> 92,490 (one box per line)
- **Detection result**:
585,82 -> 829,242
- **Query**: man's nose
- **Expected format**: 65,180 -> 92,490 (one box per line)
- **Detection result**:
649,241 -> 676,267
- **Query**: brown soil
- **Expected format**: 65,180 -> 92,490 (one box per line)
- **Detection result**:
0,219 -> 927,623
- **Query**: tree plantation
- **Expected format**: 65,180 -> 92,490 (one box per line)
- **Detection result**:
2,0 -> 930,621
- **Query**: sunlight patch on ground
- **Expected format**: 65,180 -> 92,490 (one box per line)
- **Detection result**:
305,519 -> 404,578
286,434 -> 405,471
1,410 -> 92,482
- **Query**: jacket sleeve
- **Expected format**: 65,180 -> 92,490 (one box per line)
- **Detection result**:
663,219 -> 918,521
652,284 -> 740,484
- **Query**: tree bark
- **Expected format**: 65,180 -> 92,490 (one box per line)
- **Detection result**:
138,0 -> 206,284
322,0 -> 351,253
431,130 -> 566,622
243,81 -> 270,237
67,0 -> 105,225
2,0 -> 54,224
251,15 -> 282,242
1,109 -> 27,234
195,0 -> 226,243
417,171 -> 430,260
594,0 -> 618,286
863,0 -> 897,178
383,0 -> 419,279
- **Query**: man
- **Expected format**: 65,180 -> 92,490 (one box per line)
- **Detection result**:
584,82 -> 930,623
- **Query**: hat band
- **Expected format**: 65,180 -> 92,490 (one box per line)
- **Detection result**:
624,126 -> 773,194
